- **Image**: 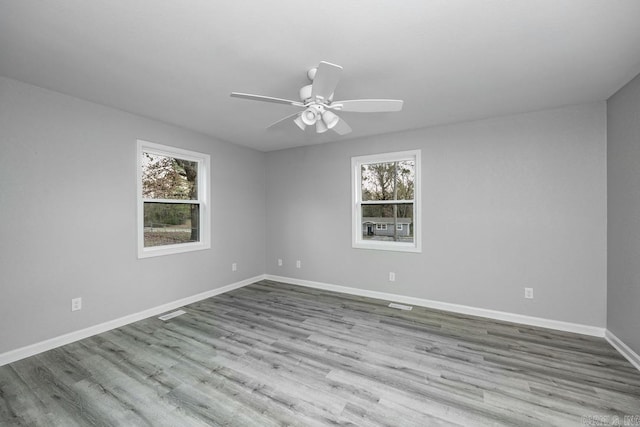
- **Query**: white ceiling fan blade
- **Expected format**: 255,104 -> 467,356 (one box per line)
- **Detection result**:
311,61 -> 343,101
231,92 -> 304,107
333,99 -> 403,112
332,117 -> 352,135
267,111 -> 300,129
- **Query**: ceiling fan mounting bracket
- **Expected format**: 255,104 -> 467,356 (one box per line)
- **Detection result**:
307,67 -> 318,81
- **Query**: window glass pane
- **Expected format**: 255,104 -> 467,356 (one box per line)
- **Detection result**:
361,203 -> 414,242
144,203 -> 199,247
142,152 -> 198,200
361,160 -> 414,201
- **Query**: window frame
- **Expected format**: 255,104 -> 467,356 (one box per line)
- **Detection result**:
352,149 -> 421,253
137,140 -> 211,258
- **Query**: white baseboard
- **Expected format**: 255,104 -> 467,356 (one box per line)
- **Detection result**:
0,274 -> 266,367
264,275 -> 606,337
7,274 -> 632,372
605,330 -> 640,372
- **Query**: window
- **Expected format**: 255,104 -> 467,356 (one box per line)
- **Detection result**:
137,140 -> 210,258
352,150 -> 421,252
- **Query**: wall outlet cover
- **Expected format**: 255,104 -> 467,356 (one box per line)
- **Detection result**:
71,297 -> 82,312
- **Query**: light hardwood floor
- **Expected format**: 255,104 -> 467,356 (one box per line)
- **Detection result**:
1,280 -> 639,426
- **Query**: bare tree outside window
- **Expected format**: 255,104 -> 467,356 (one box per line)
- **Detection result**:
142,153 -> 200,247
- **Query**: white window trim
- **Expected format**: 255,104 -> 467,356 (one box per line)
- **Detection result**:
376,223 -> 388,231
352,149 -> 422,253
137,140 -> 211,258
396,224 -> 403,231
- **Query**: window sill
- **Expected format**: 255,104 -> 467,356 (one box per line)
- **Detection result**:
353,240 -> 421,253
138,241 -> 210,259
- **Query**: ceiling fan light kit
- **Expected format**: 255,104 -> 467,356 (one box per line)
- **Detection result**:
322,110 -> 339,129
301,105 -> 321,126
315,119 -> 329,133
293,115 -> 306,131
231,61 -> 404,136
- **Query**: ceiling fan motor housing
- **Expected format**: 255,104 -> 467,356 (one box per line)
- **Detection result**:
300,84 -> 333,104
299,85 -> 313,102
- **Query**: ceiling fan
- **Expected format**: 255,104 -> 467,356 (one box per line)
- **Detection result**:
230,61 -> 403,135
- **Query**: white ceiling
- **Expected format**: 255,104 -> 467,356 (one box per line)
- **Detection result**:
1,1 -> 640,151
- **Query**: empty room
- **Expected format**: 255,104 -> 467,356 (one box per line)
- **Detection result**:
1,1 -> 640,426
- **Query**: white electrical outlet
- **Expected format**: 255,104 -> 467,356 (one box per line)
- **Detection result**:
278,258 -> 283,267
524,288 -> 534,299
71,297 -> 82,312
296,260 -> 301,269
232,262 -> 237,272
389,272 -> 396,282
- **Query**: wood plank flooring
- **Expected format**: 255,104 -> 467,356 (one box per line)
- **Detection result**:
1,280 -> 639,426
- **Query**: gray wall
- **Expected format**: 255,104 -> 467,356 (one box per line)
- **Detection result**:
0,73 -> 613,356
608,72 -> 640,354
266,103 -> 607,327
0,76 -> 266,354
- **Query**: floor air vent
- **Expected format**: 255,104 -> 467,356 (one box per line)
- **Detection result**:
158,309 -> 187,321
388,303 -> 413,311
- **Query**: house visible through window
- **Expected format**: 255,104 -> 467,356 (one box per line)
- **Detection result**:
352,150 -> 421,252
137,140 -> 210,258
